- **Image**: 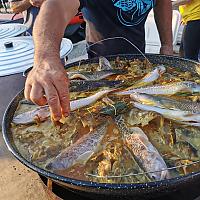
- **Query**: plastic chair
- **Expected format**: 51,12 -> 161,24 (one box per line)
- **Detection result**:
145,10 -> 182,54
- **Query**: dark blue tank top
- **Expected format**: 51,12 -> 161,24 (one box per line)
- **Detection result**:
80,0 -> 155,57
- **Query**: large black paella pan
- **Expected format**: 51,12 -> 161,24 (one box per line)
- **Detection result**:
2,54 -> 200,200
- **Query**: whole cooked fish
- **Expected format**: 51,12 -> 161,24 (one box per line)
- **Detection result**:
19,81 -> 123,97
13,90 -> 112,125
115,115 -> 170,181
67,69 -> 128,80
13,106 -> 51,125
115,81 -> 200,96
141,65 -> 166,82
46,122 -> 108,170
70,80 -> 123,92
98,56 -> 112,70
130,93 -> 200,113
127,65 -> 166,89
70,89 -> 112,110
132,102 -> 200,124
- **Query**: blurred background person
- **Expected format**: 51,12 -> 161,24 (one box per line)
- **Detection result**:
9,0 -> 42,34
173,0 -> 200,61
9,0 -> 85,41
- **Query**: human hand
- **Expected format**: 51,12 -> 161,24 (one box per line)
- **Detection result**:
160,45 -> 173,56
24,58 -> 70,121
29,0 -> 45,7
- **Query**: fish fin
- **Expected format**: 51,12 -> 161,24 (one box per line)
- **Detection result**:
160,170 -> 171,180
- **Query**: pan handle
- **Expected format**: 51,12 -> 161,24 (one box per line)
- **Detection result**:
23,66 -> 33,77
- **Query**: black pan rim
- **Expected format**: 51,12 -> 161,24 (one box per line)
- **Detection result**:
23,53 -> 200,77
2,118 -> 200,190
2,54 -> 200,190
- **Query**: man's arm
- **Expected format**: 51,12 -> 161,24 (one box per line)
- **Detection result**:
25,0 -> 80,121
153,0 -> 173,55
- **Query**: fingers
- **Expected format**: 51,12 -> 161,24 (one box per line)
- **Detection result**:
25,80 -> 65,121
24,62 -> 70,122
30,83 -> 47,106
24,83 -> 32,100
53,76 -> 70,117
43,82 -> 62,121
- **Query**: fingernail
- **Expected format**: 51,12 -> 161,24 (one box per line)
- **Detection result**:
53,116 -> 61,121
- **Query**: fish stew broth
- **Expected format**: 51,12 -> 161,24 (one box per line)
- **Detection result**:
11,57 -> 200,183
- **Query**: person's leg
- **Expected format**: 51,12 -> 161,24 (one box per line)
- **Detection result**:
183,20 -> 200,61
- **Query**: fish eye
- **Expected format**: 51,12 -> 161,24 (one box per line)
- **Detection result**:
151,175 -> 157,180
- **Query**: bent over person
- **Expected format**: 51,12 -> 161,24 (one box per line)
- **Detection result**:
25,0 -> 173,121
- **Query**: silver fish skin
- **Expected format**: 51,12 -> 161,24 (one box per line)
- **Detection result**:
132,102 -> 200,124
115,81 -> 200,96
12,106 -> 50,125
70,80 -> 123,92
115,115 -> 170,181
179,122 -> 200,127
67,69 -> 127,81
130,93 -> 200,113
46,122 -> 108,170
117,65 -> 166,90
137,65 -> 166,84
13,90 -> 112,125
70,89 -> 112,111
98,56 -> 112,70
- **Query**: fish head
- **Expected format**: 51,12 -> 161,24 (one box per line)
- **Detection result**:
150,170 -> 170,181
182,81 -> 200,93
130,92 -> 145,102
98,56 -> 112,70
12,106 -> 50,125
148,157 -> 170,181
130,93 -> 156,106
157,65 -> 166,74
12,114 -> 33,125
191,82 -> 200,93
149,172 -> 162,181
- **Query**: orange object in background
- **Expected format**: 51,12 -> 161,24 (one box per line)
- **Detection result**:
69,12 -> 84,25
64,12 -> 85,43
